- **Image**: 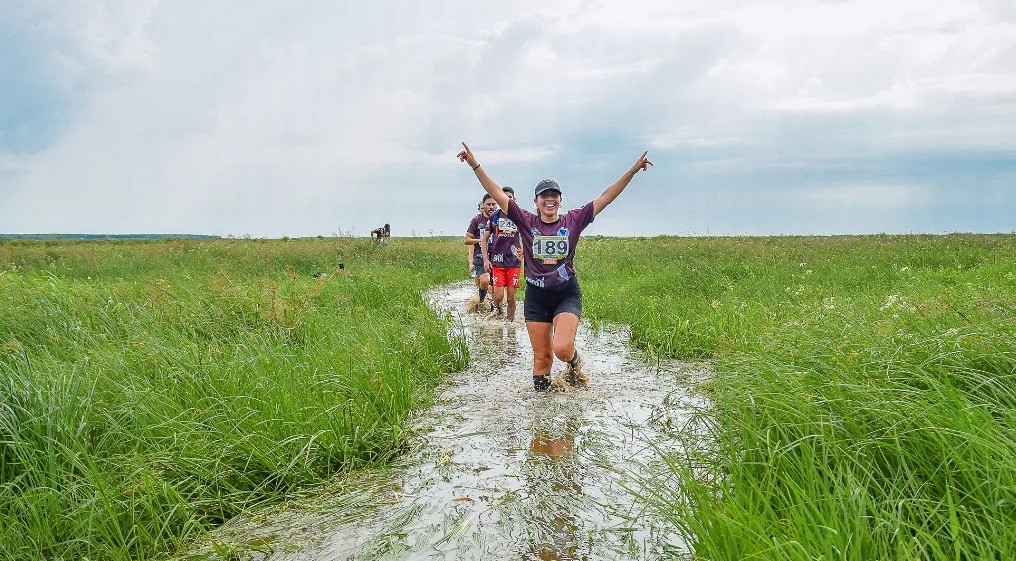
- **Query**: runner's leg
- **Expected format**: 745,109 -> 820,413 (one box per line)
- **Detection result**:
473,255 -> 489,301
506,286 -> 517,320
524,283 -> 555,390
551,312 -> 580,364
527,321 -> 553,388
479,272 -> 490,303
491,272 -> 505,310
505,268 -> 520,320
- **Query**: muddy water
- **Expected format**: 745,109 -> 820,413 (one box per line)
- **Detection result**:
212,281 -> 707,560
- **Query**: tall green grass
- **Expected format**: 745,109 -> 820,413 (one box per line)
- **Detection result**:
581,234 -> 1016,560
7,234 -> 1015,560
0,238 -> 466,560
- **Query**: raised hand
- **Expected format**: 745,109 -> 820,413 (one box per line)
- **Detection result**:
457,142 -> 479,169
634,151 -> 653,173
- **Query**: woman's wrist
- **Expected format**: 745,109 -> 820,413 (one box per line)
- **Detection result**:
471,163 -> 481,170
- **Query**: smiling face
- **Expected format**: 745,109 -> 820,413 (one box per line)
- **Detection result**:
535,190 -> 562,220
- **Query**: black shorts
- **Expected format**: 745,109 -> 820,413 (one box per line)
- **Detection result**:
523,277 -> 583,323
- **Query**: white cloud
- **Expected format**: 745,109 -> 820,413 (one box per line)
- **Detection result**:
1,0 -> 1015,236
774,80 -> 919,112
648,130 -> 742,149
0,152 -> 30,173
792,183 -> 933,211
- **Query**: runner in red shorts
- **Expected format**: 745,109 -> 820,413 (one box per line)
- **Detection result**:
480,186 -> 523,321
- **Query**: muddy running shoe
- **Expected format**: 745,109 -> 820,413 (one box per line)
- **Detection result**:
565,369 -> 589,387
564,350 -> 588,387
549,375 -> 570,392
533,374 -> 551,392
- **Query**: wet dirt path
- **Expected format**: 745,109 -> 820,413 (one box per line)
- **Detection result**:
222,281 -> 707,560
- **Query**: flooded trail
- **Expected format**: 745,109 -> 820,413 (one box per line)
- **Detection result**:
217,281 -> 707,560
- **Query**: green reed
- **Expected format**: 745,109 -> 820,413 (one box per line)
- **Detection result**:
581,234 -> 1016,560
0,237 -> 466,560
6,234 -> 1015,560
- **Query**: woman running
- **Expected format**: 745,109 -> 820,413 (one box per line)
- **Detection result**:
457,142 -> 652,391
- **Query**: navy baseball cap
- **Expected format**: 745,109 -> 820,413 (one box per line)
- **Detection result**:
534,179 -> 562,196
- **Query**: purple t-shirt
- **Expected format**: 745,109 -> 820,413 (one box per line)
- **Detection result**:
506,198 -> 595,291
466,213 -> 491,258
485,209 -> 521,269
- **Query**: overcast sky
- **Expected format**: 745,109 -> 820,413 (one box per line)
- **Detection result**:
2,1 -> 1015,237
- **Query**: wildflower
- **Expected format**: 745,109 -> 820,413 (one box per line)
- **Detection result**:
880,293 -> 917,313
880,294 -> 903,311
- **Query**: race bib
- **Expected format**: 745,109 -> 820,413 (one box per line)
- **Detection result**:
533,235 -> 569,264
496,217 -> 517,234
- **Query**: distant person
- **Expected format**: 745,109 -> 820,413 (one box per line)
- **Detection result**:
458,142 -> 652,391
480,186 -> 523,321
465,194 -> 496,309
370,223 -> 391,242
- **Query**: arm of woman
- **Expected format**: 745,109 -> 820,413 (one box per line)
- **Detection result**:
592,151 -> 653,217
458,142 -> 510,212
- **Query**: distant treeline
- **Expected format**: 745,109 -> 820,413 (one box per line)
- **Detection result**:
0,234 -> 220,240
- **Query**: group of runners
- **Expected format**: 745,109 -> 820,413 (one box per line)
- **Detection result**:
465,189 -> 522,322
459,142 -> 653,391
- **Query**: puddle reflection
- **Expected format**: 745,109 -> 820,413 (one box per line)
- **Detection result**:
525,416 -> 587,561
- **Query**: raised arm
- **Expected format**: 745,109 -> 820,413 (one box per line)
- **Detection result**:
592,151 -> 653,217
458,142 -> 510,212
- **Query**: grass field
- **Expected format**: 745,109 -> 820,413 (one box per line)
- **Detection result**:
3,234 -> 1014,560
0,237 -> 466,560
580,234 -> 1016,560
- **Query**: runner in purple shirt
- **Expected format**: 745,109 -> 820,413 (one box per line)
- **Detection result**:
464,194 -> 497,309
457,142 -> 653,391
480,186 -> 523,321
